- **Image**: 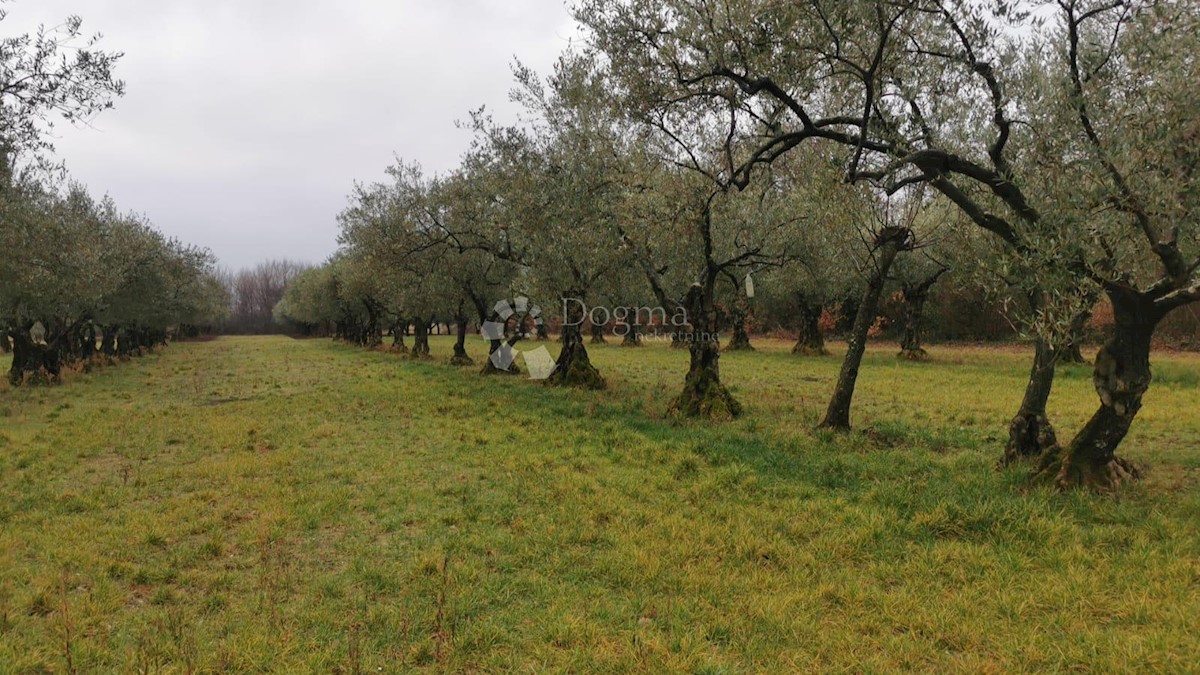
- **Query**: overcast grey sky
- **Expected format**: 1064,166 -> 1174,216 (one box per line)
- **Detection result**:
4,0 -> 578,270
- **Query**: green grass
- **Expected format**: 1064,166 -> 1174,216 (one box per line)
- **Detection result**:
1,335 -> 1198,671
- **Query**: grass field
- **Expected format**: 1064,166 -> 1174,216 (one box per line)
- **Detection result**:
1,335 -> 1198,671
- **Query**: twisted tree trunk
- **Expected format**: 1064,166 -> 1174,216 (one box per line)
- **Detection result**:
1002,337 -> 1060,465
621,319 -> 642,347
449,318 -> 474,366
897,268 -> 946,361
589,322 -> 607,345
819,227 -> 909,431
481,310 -> 522,376
390,320 -> 409,354
670,284 -> 741,419
8,325 -> 34,385
362,301 -> 383,349
409,318 -> 431,358
549,292 -> 605,388
1034,287 -> 1160,490
8,323 -> 58,385
724,304 -> 753,351
792,295 -> 828,356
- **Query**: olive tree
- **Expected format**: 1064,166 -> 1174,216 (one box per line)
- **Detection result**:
1,10 -> 123,163
576,0 -> 1200,488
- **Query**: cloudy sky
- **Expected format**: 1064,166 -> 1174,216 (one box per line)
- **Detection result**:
4,0 -> 578,270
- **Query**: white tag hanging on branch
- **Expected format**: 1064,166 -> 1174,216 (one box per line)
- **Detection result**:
744,273 -> 755,299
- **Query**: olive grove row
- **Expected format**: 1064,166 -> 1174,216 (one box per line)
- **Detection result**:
0,13 -> 230,385
277,1 -> 1199,491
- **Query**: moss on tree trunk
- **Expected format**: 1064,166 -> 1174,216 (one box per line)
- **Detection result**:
669,285 -> 741,419
670,333 -> 741,419
549,318 -> 605,389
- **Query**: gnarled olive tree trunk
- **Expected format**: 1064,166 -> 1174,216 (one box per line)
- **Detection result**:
1003,337 -> 1060,465
390,319 -> 409,354
480,308 -> 522,376
792,294 -> 827,356
1034,287 -> 1161,490
8,325 -> 35,385
100,326 -> 117,357
1002,292 -> 1100,466
549,292 -> 605,389
670,284 -> 741,419
409,318 -> 431,358
897,268 -> 947,361
449,318 -> 473,366
362,301 -> 383,348
621,319 -> 642,347
589,322 -> 607,345
819,227 -> 910,431
724,304 -> 753,351
8,322 -> 59,385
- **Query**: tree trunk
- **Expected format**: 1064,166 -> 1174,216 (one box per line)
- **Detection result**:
449,318 -> 473,366
669,284 -> 741,419
1034,288 -> 1159,491
792,296 -> 828,356
621,319 -> 642,347
359,300 -> 382,348
8,323 -> 57,386
589,322 -> 607,345
819,227 -> 909,431
114,326 -> 133,358
100,326 -> 117,358
481,312 -> 522,376
1002,337 -> 1060,465
897,268 -> 946,361
80,323 -> 97,362
1060,341 -> 1086,365
8,326 -> 33,385
549,297 -> 605,389
390,320 -> 409,354
898,291 -> 929,360
1059,307 -> 1092,365
410,319 -> 431,359
724,304 -> 753,351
